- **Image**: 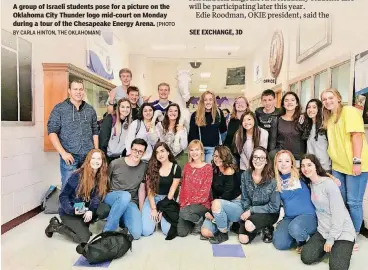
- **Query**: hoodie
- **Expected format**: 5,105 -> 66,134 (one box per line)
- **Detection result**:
47,98 -> 99,155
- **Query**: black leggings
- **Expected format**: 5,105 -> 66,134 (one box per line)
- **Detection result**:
301,232 -> 354,270
60,215 -> 91,243
239,213 -> 279,242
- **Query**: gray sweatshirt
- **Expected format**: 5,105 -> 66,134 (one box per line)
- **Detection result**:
239,127 -> 268,170
47,99 -> 98,155
310,177 -> 355,245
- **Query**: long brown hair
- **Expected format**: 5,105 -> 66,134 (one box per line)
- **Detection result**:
249,146 -> 274,184
195,91 -> 218,126
146,142 -> 176,195
161,103 -> 181,135
230,96 -> 250,119
212,145 -> 237,174
115,98 -> 132,131
280,91 -> 301,121
321,88 -> 344,129
76,149 -> 108,201
234,111 -> 261,154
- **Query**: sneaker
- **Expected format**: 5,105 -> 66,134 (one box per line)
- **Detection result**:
296,241 -> 306,253
261,226 -> 274,243
209,232 -> 229,244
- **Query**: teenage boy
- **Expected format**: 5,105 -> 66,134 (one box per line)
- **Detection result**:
151,82 -> 172,113
47,79 -> 99,188
102,138 -> 148,240
107,68 -> 150,113
127,86 -> 140,120
255,89 -> 282,134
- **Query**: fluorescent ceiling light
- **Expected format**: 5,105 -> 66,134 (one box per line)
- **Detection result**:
199,84 -> 208,89
199,88 -> 207,92
200,72 -> 211,78
205,45 -> 240,51
151,44 -> 186,51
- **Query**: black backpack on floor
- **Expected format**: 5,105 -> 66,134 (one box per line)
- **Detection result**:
76,230 -> 133,264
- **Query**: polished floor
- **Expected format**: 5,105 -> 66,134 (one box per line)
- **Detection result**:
1,213 -> 367,270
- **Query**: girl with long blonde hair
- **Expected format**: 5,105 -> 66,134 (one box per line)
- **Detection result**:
188,91 -> 227,163
45,149 -> 108,243
272,150 -> 317,253
321,88 -> 368,251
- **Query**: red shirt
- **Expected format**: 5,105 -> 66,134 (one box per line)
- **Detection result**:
179,163 -> 213,209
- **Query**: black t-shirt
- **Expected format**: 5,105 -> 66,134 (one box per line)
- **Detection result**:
223,118 -> 241,150
158,163 -> 182,195
255,107 -> 282,133
132,107 -> 139,121
212,172 -> 242,201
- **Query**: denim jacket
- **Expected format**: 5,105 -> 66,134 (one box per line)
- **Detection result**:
240,169 -> 281,214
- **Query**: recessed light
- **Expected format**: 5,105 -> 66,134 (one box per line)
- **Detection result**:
200,72 -> 211,78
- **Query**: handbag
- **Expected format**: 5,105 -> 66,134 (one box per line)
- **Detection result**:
40,185 -> 61,214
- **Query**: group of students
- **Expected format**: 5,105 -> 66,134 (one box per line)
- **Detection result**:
44,68 -> 367,270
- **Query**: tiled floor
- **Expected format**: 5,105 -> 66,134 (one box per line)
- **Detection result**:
2,213 -> 367,270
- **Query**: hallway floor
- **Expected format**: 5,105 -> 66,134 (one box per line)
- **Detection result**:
2,213 -> 367,270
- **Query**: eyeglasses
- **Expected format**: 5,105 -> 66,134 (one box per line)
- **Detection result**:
132,149 -> 144,156
213,154 -> 221,160
253,156 -> 266,162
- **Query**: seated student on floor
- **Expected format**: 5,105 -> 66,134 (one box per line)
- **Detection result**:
201,145 -> 242,244
142,142 -> 181,236
177,140 -> 213,237
45,149 -> 108,243
238,147 -> 280,245
300,154 -> 355,270
272,150 -> 317,253
101,138 -> 148,240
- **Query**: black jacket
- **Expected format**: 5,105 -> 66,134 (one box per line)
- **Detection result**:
157,197 -> 180,240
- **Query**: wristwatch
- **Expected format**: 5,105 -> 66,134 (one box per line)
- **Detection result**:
353,157 -> 361,165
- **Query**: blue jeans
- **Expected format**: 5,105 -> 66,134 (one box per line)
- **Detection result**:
142,195 -> 171,236
204,147 -> 215,164
202,199 -> 243,234
333,170 -> 368,232
273,214 -> 317,250
103,191 -> 142,240
60,153 -> 86,188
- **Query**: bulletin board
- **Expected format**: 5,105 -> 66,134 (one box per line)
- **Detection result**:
353,50 -> 368,125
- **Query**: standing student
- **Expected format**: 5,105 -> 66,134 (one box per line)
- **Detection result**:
302,99 -> 331,172
102,139 -> 148,240
151,82 -> 173,113
269,91 -> 306,165
234,111 -> 268,171
142,142 -> 182,236
300,154 -> 355,270
188,91 -> 227,163
127,86 -> 140,120
223,96 -> 250,149
238,147 -> 281,245
99,98 -> 132,163
45,149 -> 108,243
47,79 -> 99,188
152,103 -> 188,168
107,68 -> 149,113
221,108 -> 231,143
272,150 -> 317,253
201,146 -> 242,244
125,103 -> 158,162
321,88 -> 368,250
255,89 -> 282,150
178,140 -> 213,237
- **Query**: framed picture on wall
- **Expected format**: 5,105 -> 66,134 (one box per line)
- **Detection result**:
353,50 -> 368,125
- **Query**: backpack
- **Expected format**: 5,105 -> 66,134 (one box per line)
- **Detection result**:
40,185 -> 61,214
76,230 -> 133,264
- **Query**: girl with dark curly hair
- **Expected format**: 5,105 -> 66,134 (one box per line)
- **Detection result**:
141,142 -> 182,236
201,146 -> 242,244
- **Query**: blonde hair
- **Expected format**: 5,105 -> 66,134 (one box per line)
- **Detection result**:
321,88 -> 344,129
274,150 -> 299,192
230,96 -> 250,119
158,82 -> 170,91
195,91 -> 218,126
187,140 -> 205,162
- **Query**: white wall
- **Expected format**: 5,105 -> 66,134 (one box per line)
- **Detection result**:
1,2 -> 130,224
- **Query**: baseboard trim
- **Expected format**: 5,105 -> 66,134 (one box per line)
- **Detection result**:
1,206 -> 42,235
